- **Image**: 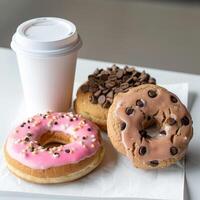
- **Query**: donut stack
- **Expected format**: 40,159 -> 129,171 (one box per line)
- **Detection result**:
75,65 -> 193,169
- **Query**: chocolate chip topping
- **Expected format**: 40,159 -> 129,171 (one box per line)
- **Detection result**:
81,84 -> 89,93
89,95 -> 98,104
136,99 -> 145,107
80,65 -> 156,108
139,130 -> 147,137
120,122 -> 126,131
148,90 -> 157,98
100,73 -> 109,81
149,160 -> 159,167
170,95 -> 178,103
65,149 -> 70,153
27,133 -> 32,137
148,77 -> 156,84
105,81 -> 115,89
98,95 -> 106,105
170,146 -> 178,155
102,100 -> 111,108
106,90 -> 114,98
167,118 -> 176,125
116,69 -> 124,78
126,66 -> 135,73
139,146 -> 147,155
181,116 -> 189,126
94,90 -> 101,97
20,122 -> 26,128
139,129 -> 151,139
147,115 -> 151,120
125,107 -> 134,115
24,137 -> 30,142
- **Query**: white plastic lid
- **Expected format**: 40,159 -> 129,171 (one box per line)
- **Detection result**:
11,17 -> 82,56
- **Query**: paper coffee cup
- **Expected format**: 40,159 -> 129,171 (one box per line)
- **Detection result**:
11,17 -> 82,115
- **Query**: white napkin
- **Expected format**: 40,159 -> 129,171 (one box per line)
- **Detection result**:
0,83 -> 188,200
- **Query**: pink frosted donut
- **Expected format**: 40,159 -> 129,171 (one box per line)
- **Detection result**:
4,112 -> 104,184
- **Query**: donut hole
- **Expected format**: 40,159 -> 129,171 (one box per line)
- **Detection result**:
142,117 -> 161,138
38,131 -> 72,149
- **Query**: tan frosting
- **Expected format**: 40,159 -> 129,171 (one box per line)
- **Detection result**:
114,84 -> 193,166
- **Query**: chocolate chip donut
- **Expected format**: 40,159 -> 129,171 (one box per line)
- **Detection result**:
107,84 -> 193,169
74,65 -> 156,131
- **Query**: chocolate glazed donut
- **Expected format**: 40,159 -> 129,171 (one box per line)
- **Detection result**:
107,84 -> 193,169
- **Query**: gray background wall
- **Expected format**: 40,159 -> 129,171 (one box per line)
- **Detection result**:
0,0 -> 200,74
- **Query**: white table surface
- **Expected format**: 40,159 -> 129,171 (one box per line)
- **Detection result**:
0,47 -> 199,200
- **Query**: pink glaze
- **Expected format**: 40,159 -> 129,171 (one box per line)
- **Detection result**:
6,112 -> 101,169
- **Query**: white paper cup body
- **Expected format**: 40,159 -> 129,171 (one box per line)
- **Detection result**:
16,51 -> 78,115
11,17 -> 82,115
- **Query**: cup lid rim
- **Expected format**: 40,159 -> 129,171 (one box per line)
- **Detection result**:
11,17 -> 82,55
